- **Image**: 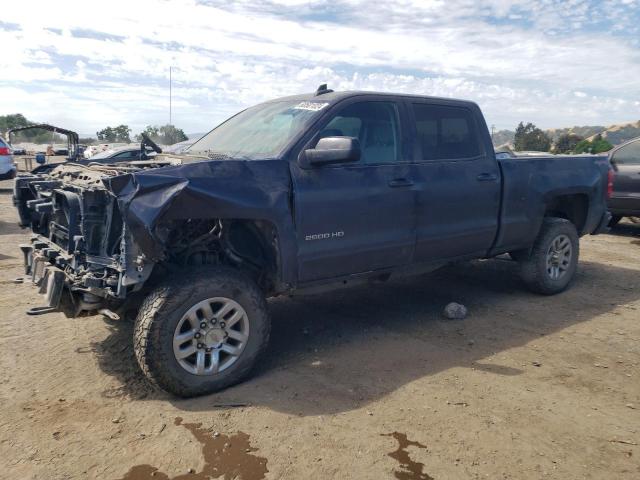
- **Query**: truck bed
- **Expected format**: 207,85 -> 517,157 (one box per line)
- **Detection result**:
492,154 -> 611,255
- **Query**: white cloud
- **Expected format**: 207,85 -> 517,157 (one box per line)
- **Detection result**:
1,0 -> 639,133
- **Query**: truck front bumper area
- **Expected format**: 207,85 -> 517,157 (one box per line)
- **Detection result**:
20,241 -> 67,315
19,236 -> 127,317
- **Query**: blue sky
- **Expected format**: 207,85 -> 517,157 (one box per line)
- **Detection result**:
1,0 -> 639,135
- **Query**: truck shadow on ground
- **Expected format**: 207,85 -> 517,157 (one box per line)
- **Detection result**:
607,220 -> 640,239
0,220 -> 25,236
92,258 -> 640,416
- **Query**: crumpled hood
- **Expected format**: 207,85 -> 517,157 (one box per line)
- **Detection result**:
102,159 -> 293,261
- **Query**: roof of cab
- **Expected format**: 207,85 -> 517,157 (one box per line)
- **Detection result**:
264,89 -> 479,109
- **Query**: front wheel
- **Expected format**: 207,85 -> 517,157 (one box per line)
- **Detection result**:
133,267 -> 270,397
518,217 -> 579,295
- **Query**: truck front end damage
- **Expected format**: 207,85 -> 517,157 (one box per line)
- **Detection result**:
15,164 -> 156,315
14,157 -> 294,316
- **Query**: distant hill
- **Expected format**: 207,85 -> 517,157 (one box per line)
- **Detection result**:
584,120 -> 640,145
494,120 -> 640,148
546,126 -> 607,142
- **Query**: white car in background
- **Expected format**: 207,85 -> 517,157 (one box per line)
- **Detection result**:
0,136 -> 17,180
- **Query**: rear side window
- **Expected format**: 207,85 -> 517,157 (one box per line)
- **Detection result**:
318,102 -> 400,164
412,104 -> 481,160
612,140 -> 640,165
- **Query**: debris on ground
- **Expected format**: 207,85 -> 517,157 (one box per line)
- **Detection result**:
608,438 -> 638,446
443,302 -> 468,320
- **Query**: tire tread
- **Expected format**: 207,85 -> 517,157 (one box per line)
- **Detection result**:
518,217 -> 579,295
133,267 -> 270,397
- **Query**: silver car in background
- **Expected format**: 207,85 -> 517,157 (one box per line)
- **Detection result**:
0,136 -> 17,180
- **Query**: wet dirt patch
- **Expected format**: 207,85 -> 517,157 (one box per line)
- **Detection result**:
117,417 -> 268,480
382,432 -> 433,480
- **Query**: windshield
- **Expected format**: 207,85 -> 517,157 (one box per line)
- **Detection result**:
90,149 -> 118,160
187,100 -> 330,160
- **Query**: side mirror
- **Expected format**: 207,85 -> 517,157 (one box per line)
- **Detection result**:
302,137 -> 361,167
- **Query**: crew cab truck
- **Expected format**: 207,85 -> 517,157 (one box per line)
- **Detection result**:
14,87 -> 612,397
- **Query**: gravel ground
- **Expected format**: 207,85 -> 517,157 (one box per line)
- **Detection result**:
0,178 -> 638,479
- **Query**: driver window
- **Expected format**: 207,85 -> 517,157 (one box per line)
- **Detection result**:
317,102 -> 400,164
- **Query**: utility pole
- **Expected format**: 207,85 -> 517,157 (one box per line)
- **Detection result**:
169,66 -> 172,126
491,124 -> 496,144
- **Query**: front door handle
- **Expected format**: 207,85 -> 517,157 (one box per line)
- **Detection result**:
388,178 -> 414,188
477,173 -> 499,182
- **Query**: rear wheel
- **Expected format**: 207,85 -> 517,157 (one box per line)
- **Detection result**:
518,217 -> 579,295
133,267 -> 270,397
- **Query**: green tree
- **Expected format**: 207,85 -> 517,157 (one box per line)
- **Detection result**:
136,125 -> 159,142
136,124 -> 188,145
159,124 -> 188,145
591,134 -> 614,154
96,127 -> 115,142
573,139 -> 590,153
553,133 -> 583,154
574,134 -> 614,154
0,113 -> 30,134
514,122 -> 552,152
96,124 -> 131,143
0,113 -> 66,143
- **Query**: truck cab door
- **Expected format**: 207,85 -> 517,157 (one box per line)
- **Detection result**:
406,100 -> 501,262
291,99 -> 415,283
610,139 -> 640,215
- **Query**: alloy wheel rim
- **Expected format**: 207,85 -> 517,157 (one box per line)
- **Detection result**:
545,234 -> 572,280
173,297 -> 250,376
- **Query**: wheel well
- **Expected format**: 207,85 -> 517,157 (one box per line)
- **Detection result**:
544,194 -> 588,233
154,218 -> 280,293
222,220 -> 280,292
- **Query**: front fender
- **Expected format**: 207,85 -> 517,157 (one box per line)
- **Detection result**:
103,159 -> 297,284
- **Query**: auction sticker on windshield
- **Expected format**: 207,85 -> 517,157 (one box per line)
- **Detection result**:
293,102 -> 329,111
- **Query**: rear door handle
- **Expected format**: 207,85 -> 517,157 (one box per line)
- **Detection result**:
477,173 -> 499,182
388,178 -> 414,188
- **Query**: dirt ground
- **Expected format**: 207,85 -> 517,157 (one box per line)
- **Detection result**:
0,178 -> 638,480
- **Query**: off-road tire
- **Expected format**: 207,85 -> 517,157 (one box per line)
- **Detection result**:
133,267 -> 270,397
518,217 -> 579,295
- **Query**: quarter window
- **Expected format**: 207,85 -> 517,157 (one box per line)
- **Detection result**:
412,104 -> 481,160
612,140 -> 640,165
318,102 -> 400,164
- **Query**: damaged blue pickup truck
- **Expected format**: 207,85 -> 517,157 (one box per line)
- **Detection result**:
13,86 -> 612,396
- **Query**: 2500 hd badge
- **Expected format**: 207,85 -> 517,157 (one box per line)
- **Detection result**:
305,231 -> 345,241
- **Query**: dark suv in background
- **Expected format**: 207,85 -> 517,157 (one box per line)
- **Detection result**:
608,137 -> 640,225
